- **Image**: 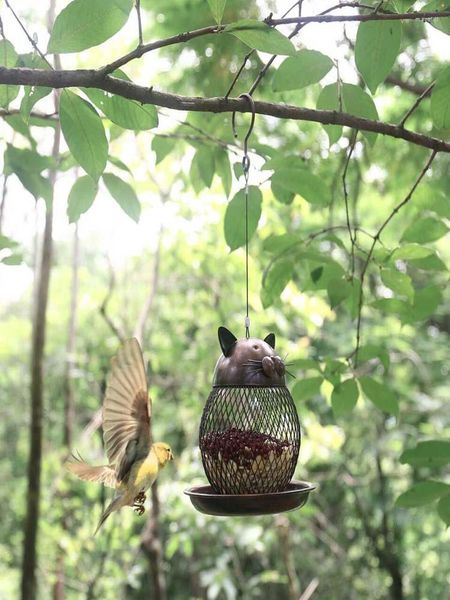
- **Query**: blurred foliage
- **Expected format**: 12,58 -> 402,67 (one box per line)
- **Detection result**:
0,0 -> 449,599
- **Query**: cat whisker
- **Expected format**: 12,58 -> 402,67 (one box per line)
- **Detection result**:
285,369 -> 296,379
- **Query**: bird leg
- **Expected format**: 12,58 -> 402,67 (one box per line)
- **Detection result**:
133,491 -> 146,515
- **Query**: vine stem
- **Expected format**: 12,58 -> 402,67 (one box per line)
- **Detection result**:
350,149 -> 438,367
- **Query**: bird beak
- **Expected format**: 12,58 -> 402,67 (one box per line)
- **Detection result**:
169,451 -> 174,461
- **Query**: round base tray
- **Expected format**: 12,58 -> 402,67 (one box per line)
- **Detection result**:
184,480 -> 316,517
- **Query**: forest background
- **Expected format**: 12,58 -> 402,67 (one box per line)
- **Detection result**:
0,0 -> 449,599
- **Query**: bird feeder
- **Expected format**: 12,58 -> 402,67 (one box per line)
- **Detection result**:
185,96 -> 315,515
185,327 -> 316,516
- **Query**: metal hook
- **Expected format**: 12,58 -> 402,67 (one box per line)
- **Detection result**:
231,93 -> 256,160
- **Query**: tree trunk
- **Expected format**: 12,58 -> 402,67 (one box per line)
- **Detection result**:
53,224 -> 79,600
21,126 -> 60,600
141,482 -> 167,600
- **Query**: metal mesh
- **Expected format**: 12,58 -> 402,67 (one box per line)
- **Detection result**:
200,385 -> 301,494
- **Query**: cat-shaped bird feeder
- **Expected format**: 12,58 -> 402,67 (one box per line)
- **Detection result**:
185,327 -> 316,516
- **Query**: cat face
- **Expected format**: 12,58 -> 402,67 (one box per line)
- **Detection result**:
213,326 -> 286,386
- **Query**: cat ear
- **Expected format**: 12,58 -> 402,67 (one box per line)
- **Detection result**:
218,327 -> 237,357
264,333 -> 276,349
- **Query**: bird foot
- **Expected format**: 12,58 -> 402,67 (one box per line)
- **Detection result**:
134,491 -> 146,505
133,505 -> 145,516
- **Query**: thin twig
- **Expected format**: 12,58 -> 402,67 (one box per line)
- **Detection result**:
225,49 -> 254,98
99,261 -> 125,342
399,81 -> 435,128
351,150 -> 438,366
342,131 -> 358,278
4,0 -> 53,68
100,25 -> 219,75
135,0 -> 143,46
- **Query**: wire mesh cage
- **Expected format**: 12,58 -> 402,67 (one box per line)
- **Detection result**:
200,384 -> 301,495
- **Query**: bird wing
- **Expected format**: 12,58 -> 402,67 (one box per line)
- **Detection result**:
102,338 -> 151,483
65,458 -> 118,488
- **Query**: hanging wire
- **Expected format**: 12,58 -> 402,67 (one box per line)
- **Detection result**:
232,94 -> 256,339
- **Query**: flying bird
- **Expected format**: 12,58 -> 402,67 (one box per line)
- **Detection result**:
66,338 -> 173,534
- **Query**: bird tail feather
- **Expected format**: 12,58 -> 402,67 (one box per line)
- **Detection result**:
94,495 -> 124,536
65,454 -> 117,488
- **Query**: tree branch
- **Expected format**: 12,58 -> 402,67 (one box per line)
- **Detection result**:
1,67 -> 449,153
266,10 -> 450,25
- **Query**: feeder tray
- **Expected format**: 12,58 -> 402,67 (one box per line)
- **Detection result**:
185,480 -> 316,517
185,327 -> 316,515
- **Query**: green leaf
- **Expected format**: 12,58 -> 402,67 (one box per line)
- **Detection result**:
344,278 -> 362,319
409,253 -> 448,271
271,168 -> 329,206
317,83 -> 342,145
224,187 -> 262,251
225,20 -> 295,56
331,379 -> 359,417
381,268 -> 414,302
48,0 -> 133,53
103,173 -> 141,222
401,216 -> 448,243
191,147 -> 215,189
271,181 -> 295,205
0,235 -> 19,250
396,481 -> 450,508
0,40 -> 19,108
323,359 -> 347,387
392,244 -> 434,260
108,156 -> 132,174
358,344 -> 390,370
67,176 -> 98,223
317,83 -> 379,145
431,66 -> 450,131
406,285 -> 442,322
437,494 -> 450,526
4,145 -> 52,204
400,440 -> 450,468
261,259 -> 293,308
19,53 -> 52,123
359,376 -> 399,416
414,189 -> 450,219
152,136 -> 176,165
355,20 -> 402,94
372,298 -> 409,316
422,1 -> 450,35
85,71 -> 158,130
273,50 -> 333,92
60,91 -> 108,180
207,0 -> 227,24
1,253 -> 23,265
292,377 -> 323,402
327,276 -> 352,308
342,84 -> 379,146
215,148 -> 232,198
263,233 -> 298,254
20,86 -> 52,123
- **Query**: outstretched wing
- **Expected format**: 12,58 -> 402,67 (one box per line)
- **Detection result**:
102,338 -> 151,482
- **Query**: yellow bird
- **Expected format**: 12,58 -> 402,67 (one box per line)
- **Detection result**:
66,338 -> 173,534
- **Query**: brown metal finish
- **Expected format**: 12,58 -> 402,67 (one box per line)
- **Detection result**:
213,327 -> 286,386
184,481 -> 316,517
